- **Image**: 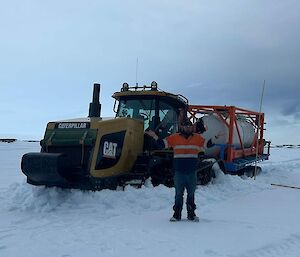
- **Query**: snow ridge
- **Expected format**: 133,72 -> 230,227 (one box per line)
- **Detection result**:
3,182 -> 174,215
238,234 -> 300,257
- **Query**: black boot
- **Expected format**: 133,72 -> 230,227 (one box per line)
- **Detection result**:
187,203 -> 199,222
170,205 -> 182,221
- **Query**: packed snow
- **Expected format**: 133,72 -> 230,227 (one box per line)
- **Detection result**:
1,141 -> 300,257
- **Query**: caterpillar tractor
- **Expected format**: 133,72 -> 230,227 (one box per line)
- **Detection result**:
21,82 -> 270,190
21,82 -> 190,190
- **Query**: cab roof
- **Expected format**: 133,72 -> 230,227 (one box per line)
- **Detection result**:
112,82 -> 188,108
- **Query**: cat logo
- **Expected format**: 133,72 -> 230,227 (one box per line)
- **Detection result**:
103,141 -> 118,158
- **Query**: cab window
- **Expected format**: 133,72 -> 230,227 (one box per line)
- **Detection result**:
116,99 -> 156,131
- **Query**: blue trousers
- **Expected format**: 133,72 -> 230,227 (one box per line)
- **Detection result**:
174,171 -> 197,211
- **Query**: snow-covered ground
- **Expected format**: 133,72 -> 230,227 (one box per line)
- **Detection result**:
1,141 -> 300,257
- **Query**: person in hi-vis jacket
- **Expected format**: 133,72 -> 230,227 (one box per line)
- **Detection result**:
146,119 -> 214,222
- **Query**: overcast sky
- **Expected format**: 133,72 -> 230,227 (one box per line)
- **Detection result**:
1,0 -> 299,144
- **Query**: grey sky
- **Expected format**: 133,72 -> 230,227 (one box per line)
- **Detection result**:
1,0 -> 299,144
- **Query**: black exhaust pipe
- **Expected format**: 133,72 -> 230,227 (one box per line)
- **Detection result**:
88,83 -> 101,118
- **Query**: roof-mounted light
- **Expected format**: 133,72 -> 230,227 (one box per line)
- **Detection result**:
151,81 -> 158,91
122,82 -> 129,91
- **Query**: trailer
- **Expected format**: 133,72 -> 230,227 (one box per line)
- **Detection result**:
188,105 -> 270,177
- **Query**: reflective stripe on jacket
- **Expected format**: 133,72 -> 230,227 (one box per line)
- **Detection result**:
164,133 -> 205,158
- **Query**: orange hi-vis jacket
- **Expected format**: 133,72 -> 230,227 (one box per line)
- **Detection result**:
163,133 -> 205,158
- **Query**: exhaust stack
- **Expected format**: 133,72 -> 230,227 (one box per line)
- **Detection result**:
88,83 -> 101,117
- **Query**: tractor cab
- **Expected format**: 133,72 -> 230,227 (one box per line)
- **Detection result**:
112,81 -> 188,138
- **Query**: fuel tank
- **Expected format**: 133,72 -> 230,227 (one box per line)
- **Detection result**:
201,114 -> 255,157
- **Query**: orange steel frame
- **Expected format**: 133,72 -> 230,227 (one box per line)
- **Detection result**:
188,105 -> 266,163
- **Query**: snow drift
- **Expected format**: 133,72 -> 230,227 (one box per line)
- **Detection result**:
1,141 -> 300,257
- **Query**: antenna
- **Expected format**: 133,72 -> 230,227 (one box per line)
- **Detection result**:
254,80 -> 266,180
135,58 -> 139,87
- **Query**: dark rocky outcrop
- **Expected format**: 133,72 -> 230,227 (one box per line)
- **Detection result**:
0,138 -> 17,143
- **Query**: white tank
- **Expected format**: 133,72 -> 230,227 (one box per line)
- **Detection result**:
201,114 -> 255,157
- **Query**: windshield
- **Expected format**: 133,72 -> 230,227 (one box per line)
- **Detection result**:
158,101 -> 178,136
116,99 -> 178,135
